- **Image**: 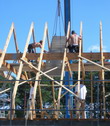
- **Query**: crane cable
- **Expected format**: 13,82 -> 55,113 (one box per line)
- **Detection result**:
52,0 -> 65,37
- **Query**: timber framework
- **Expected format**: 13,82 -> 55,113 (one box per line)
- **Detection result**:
0,21 -> 110,120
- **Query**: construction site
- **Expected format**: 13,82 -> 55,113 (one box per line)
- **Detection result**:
0,0 -> 110,126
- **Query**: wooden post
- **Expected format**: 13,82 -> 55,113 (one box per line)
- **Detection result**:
90,72 -> 93,118
0,23 -> 14,68
32,28 -> 36,53
56,48 -> 67,118
52,80 -> 57,109
78,22 -> 82,96
13,28 -> 19,54
46,27 -> 51,51
9,23 -> 34,119
0,67 -> 58,94
21,58 -> 79,98
52,80 -> 57,119
76,21 -> 82,119
38,80 -> 43,118
30,22 -> 48,119
79,55 -> 110,72
100,21 -> 106,118
56,21 -> 70,118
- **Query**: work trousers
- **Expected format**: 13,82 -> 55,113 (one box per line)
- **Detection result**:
75,99 -> 86,119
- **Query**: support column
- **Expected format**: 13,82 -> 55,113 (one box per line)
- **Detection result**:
64,0 -> 72,118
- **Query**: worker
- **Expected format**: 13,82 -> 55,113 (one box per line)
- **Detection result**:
66,30 -> 82,53
29,83 -> 34,100
75,82 -> 87,119
28,40 -> 47,53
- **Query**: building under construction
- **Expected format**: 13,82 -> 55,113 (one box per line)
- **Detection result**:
0,0 -> 110,126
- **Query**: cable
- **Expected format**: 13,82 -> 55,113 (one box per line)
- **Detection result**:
52,0 -> 65,37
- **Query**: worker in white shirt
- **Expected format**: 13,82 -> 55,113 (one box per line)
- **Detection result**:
75,82 -> 87,119
28,82 -> 36,119
29,83 -> 34,100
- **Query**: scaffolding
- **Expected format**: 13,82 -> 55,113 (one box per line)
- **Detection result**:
0,21 -> 110,120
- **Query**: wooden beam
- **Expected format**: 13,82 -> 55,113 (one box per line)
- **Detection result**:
0,67 -> 58,94
38,80 -> 43,109
32,28 -> 36,53
0,23 -> 14,68
49,82 -> 78,109
1,52 -> 110,61
21,58 -> 79,98
56,22 -> 70,118
90,72 -> 93,118
29,22 -> 48,119
77,22 -> 82,96
57,48 -> 67,112
52,80 -> 56,109
2,62 -> 110,72
13,28 -> 19,54
100,21 -> 106,118
33,23 -> 48,100
10,22 -> 34,120
3,61 -> 27,80
46,27 -> 51,51
66,58 -> 72,77
79,55 -> 110,72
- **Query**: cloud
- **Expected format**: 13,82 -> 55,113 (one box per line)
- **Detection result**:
88,45 -> 107,52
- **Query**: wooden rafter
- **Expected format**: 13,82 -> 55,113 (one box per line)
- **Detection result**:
21,58 -> 79,98
56,48 -> 67,116
29,23 -> 48,119
1,52 -> 110,61
77,22 -> 82,96
9,22 -> 35,119
3,61 -> 27,80
99,21 -> 106,118
79,55 -> 110,72
56,21 -> 70,118
0,23 -> 14,68
66,58 -> 72,77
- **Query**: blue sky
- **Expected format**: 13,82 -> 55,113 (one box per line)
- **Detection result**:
0,0 -> 110,53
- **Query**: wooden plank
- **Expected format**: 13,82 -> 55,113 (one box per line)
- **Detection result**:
32,28 -> 36,53
46,28 -> 51,51
77,22 -> 82,96
65,22 -> 72,77
100,21 -> 106,118
1,62 -> 110,72
66,58 -> 72,77
38,79 -> 43,109
81,61 -> 85,79
49,82 -> 78,109
56,22 -> 70,118
21,58 -> 79,98
90,72 -> 93,118
32,23 -> 47,100
38,81 -> 43,118
0,67 -> 59,94
3,61 -> 27,80
79,55 -> 110,72
57,48 -> 67,112
0,23 -> 14,68
29,22 -> 48,119
13,28 -> 19,54
10,23 -> 34,120
52,80 -> 56,109
1,52 -> 110,61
